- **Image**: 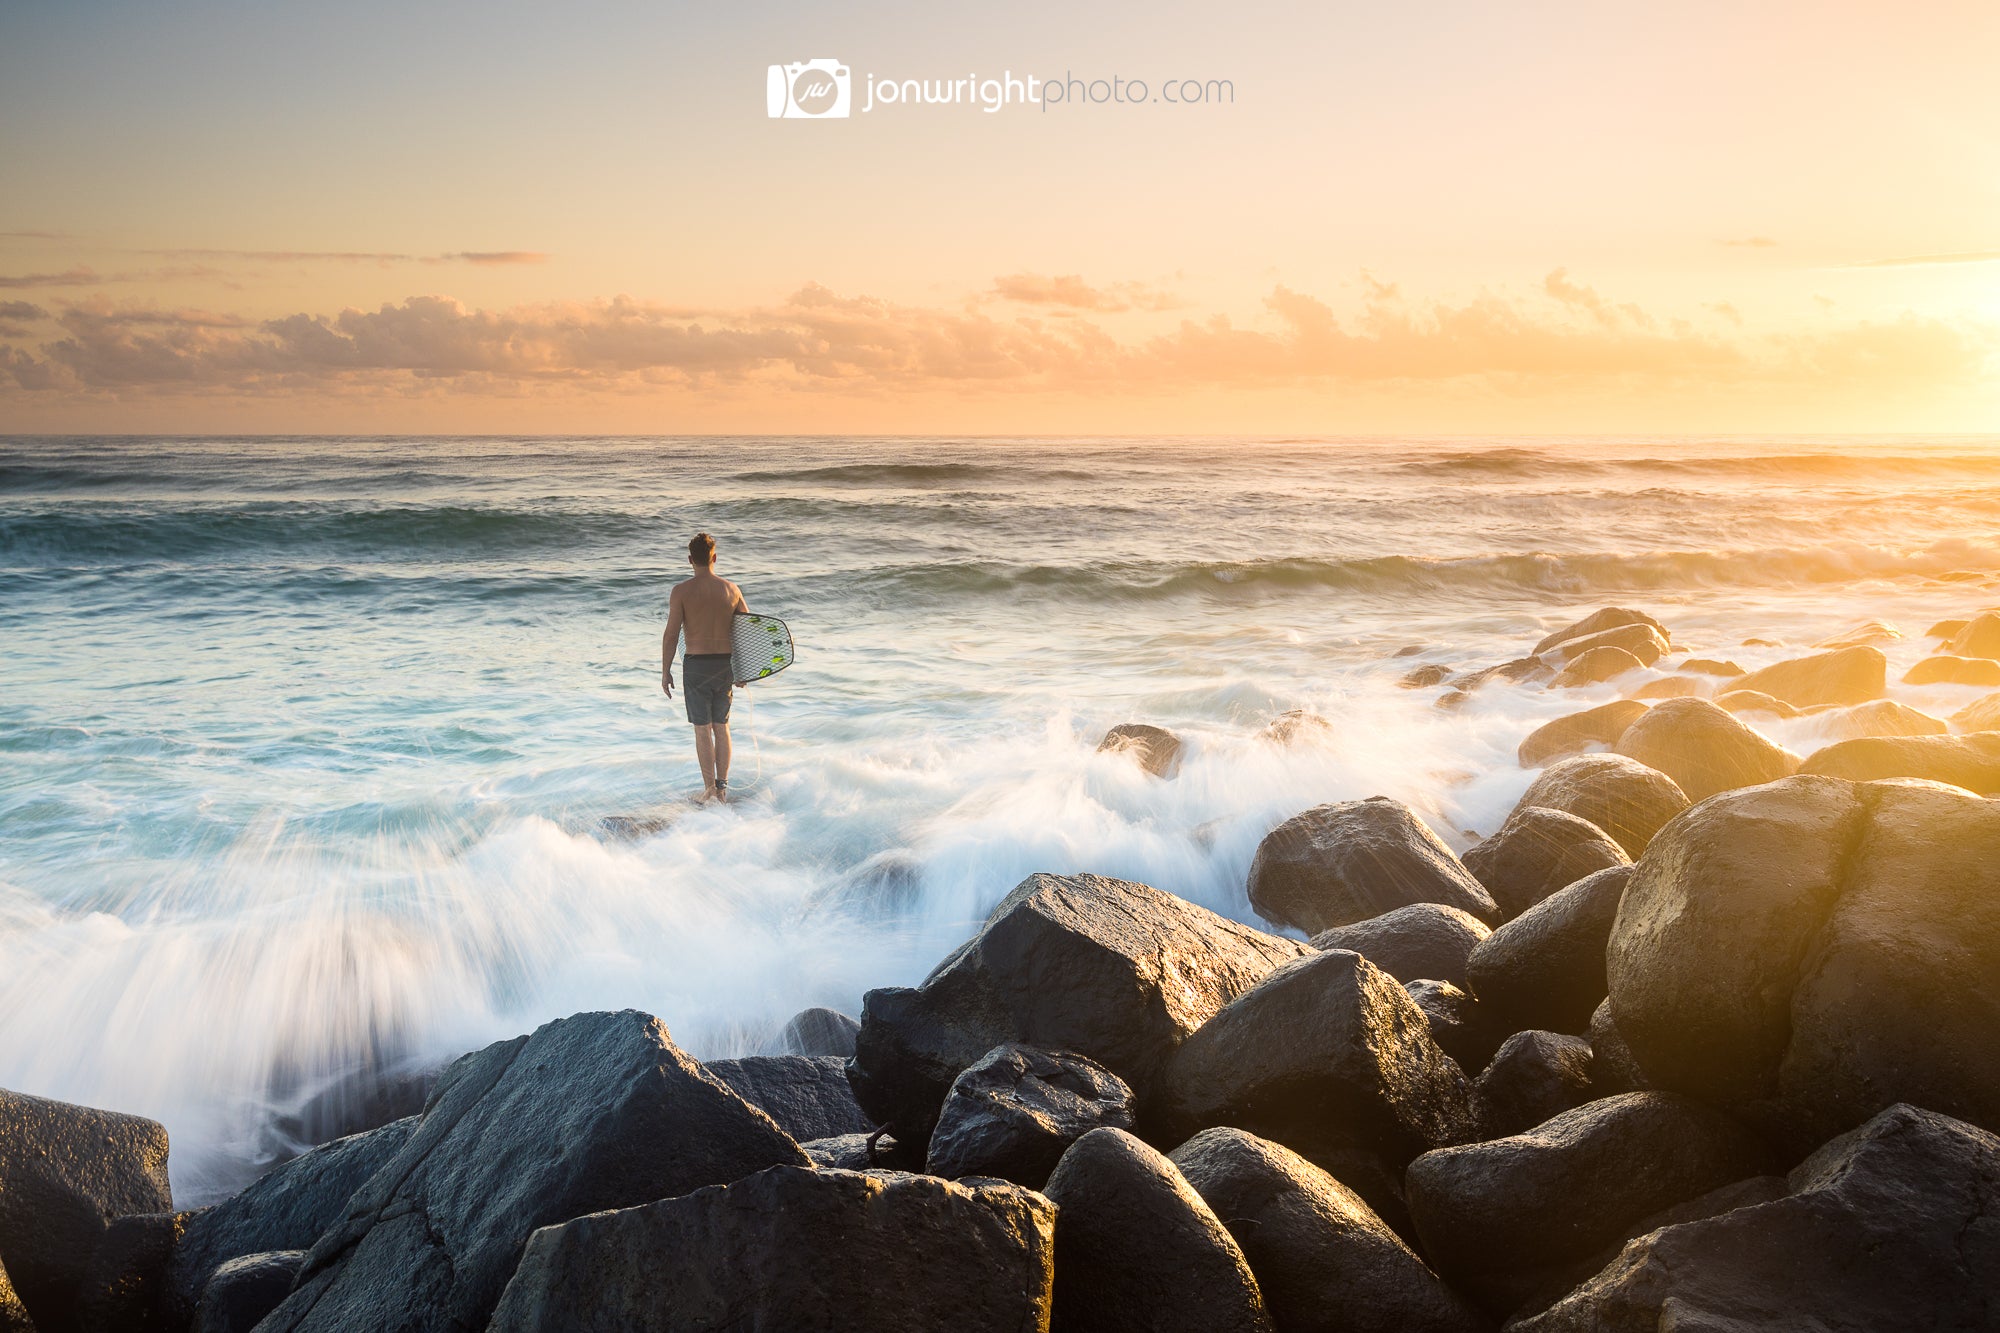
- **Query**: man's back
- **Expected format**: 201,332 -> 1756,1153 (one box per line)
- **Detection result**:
674,571 -> 745,655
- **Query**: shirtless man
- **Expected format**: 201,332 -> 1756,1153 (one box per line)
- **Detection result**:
661,532 -> 748,802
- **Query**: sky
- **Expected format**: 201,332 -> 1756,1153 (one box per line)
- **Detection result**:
2,0 -> 1998,434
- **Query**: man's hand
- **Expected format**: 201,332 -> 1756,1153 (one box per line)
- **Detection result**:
662,674 -> 674,698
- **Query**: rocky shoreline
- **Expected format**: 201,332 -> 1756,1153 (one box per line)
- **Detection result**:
4,604 -> 1999,1332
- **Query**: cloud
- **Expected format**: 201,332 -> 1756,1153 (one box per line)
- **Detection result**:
142,248 -> 550,266
0,266 -> 103,289
0,264 -> 235,289
1849,250 -> 2000,268
435,251 -> 549,266
990,273 -> 1179,312
1719,236 -> 1779,248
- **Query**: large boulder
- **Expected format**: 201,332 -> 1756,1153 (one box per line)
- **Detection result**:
1728,645 -> 1887,708
1169,1128 -> 1485,1333
193,1252 -> 303,1333
256,1010 -> 807,1333
1470,1031 -> 1595,1140
1542,622 -> 1669,668
1904,654 -> 2000,686
1586,999 -> 1648,1095
1464,865 -> 1628,1035
1404,980 -> 1506,1075
1622,675 -> 1699,701
778,1006 -> 859,1057
1806,697 -> 1948,742
1043,1129 -> 1272,1333
1097,723 -> 1184,778
0,1089 -> 172,1333
1611,697 -> 1799,803
1307,903 -> 1490,988
1549,646 -> 1644,689
1164,950 -> 1475,1166
1247,798 -> 1497,935
1517,700 -> 1649,768
1403,1092 -> 1772,1317
1510,754 -> 1689,858
1532,608 -> 1668,657
704,1055 -> 872,1141
1712,688 -> 1799,719
171,1117 -> 414,1319
0,1258 -> 30,1333
1607,776 -> 2000,1149
1798,730 -> 2000,792
1461,806 -> 1628,921
490,1166 -> 1056,1332
852,873 -> 1304,1146
926,1044 -> 1135,1188
1516,1103 -> 2000,1333
1953,690 -> 2000,732
1949,609 -> 2000,659
1814,618 -> 1902,650
75,1209 -> 192,1333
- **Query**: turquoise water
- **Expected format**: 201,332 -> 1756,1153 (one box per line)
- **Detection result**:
3,434 -> 1999,1198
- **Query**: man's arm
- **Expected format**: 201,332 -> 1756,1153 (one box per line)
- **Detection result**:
661,589 -> 683,696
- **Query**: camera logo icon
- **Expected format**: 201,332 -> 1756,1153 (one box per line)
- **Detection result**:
767,59 -> 851,118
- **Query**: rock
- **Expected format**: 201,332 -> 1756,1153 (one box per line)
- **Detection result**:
1306,903 -> 1490,988
1949,609 -> 2000,659
1164,950 -> 1475,1165
925,1044 -> 1135,1188
1586,999 -> 1648,1094
1927,617 -> 1970,640
1953,690 -> 2000,731
171,1117 -> 414,1320
1043,1129 -> 1271,1333
778,1006 -> 860,1057
1451,657 -> 1555,692
1675,657 -> 1742,676
1605,776 -> 2000,1149
1548,647 -> 1643,689
851,873 -> 1306,1147
1399,663 -> 1455,689
1622,675 -> 1699,700
262,1058 -> 435,1157
704,1055 -> 873,1141
1903,653 -> 2000,686
1533,608 -> 1668,657
1262,710 -> 1333,745
1511,754 -> 1689,858
1712,688 -> 1800,718
1515,1103 -> 2000,1333
256,1010 -> 806,1333
1815,618 -> 1902,649
1405,980 -> 1506,1075
1516,700 -> 1648,768
193,1252 -> 302,1333
1740,636 -> 1781,647
1404,1092 -> 1773,1317
1461,806 -> 1628,921
1544,624 -> 1668,669
1471,1032 -> 1595,1140
799,1131 -> 898,1170
1727,645 -> 1887,708
1433,689 -> 1471,712
0,1258 -> 31,1333
1465,866 -> 1629,1034
0,1088 -> 172,1333
1799,731 -> 2000,792
489,1166 -> 1057,1333
1807,697 -> 1948,742
1247,798 -> 1497,935
1611,697 -> 1799,803
75,1210 -> 189,1333
1394,644 -> 1427,657
1098,723 -> 1184,777
1169,1128 -> 1486,1333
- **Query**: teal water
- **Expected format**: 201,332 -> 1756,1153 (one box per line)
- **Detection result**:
3,434 -> 1998,1199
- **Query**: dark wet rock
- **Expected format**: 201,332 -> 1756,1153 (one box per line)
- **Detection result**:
1585,999 -> 1649,1094
1465,866 -> 1627,1035
1675,657 -> 1742,676
1954,690 -> 2000,731
1622,675 -> 1699,701
1400,663 -> 1455,689
1461,806 -> 1627,922
1169,1128 -> 1486,1333
1611,696 -> 1799,803
0,1088 -> 173,1333
1728,645 -> 1887,708
1471,1031 -> 1595,1140
256,1009 -> 806,1333
1549,646 -> 1645,689
1712,688 -> 1800,718
1451,657 -> 1554,692
1799,730 -> 2000,792
1165,950 -> 1475,1166
851,873 -> 1305,1147
1949,609 -> 2000,659
1098,722 -> 1185,777
1263,709 -> 1333,745
1515,1103 -> 2000,1333
0,1258 -> 33,1333
926,1043 -> 1135,1188
799,1131 -> 894,1169
489,1165 -> 1057,1333
170,1116 -> 413,1320
1516,700 -> 1648,768
76,1210 -> 189,1333
778,1006 -> 860,1057
704,1055 -> 872,1142
1404,1092 -> 1772,1317
1248,798 -> 1497,935
192,1252 -> 302,1333
1043,1128 -> 1272,1333
1510,754 -> 1689,858
1533,609 -> 1668,657
1807,697 -> 1948,742
1607,776 -> 2000,1149
1307,903 -> 1490,988
1543,623 -> 1669,669
1405,980 -> 1507,1079
1904,653 -> 2000,686
262,1058 -> 436,1158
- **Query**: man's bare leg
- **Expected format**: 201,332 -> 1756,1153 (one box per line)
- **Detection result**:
712,722 -> 733,800
693,724 -> 717,800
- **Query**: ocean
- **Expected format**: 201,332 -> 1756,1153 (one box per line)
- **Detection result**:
4,434 -> 1999,1201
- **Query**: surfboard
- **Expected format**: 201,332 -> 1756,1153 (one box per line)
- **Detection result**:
733,611 -> 795,684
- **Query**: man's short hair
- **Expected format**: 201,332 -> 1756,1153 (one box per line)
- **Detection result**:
689,532 -> 717,565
